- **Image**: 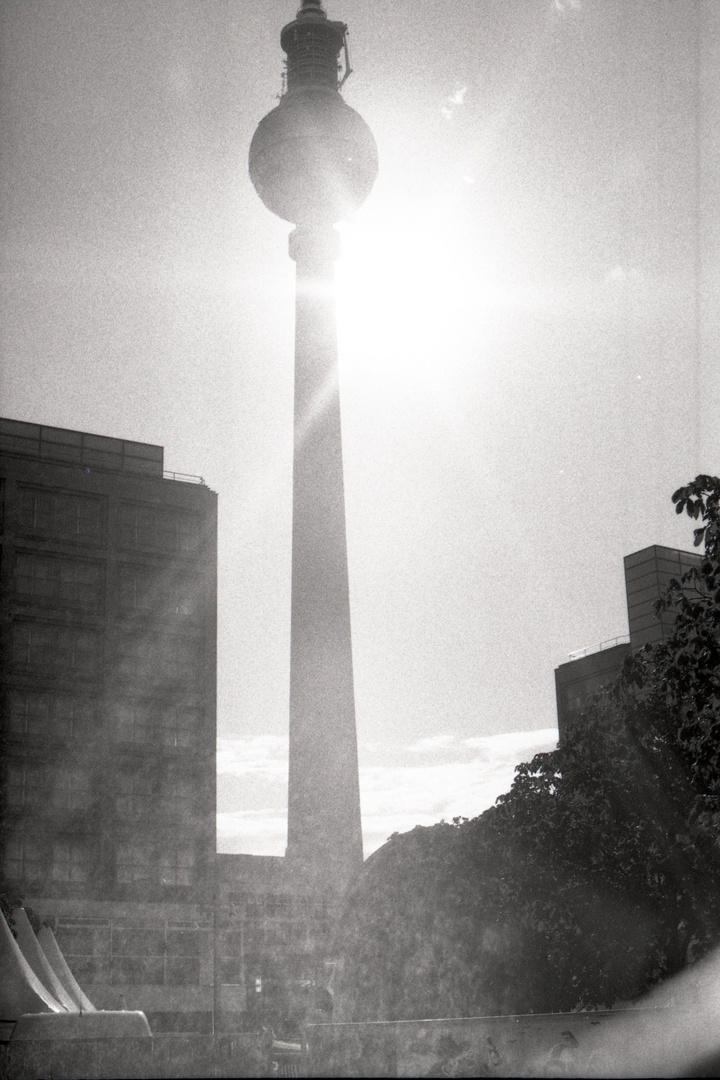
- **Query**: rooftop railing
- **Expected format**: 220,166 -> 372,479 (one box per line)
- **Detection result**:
163,470 -> 206,485
568,634 -> 630,661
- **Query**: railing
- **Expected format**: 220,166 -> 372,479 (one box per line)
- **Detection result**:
163,471 -> 206,485
568,634 -> 630,661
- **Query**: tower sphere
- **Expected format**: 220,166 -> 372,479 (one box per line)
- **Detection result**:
249,2 -> 378,225
249,91 -> 378,225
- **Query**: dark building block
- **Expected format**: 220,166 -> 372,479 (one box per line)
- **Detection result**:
555,544 -> 702,744
625,544 -> 702,650
0,416 -> 217,1030
555,642 -> 631,744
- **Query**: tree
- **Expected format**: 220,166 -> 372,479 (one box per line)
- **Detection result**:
625,476 -> 720,844
333,477 -> 720,1021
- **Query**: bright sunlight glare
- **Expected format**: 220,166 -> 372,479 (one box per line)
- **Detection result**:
335,205 -> 557,388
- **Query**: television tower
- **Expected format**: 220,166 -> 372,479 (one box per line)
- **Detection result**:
249,1 -> 378,889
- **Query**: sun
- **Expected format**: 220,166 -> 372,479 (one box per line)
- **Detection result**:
334,201 -> 535,392
335,211 -> 462,379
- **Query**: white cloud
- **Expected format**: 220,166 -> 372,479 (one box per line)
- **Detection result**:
408,733 -> 456,754
217,809 -> 287,846
440,85 -> 468,120
604,265 -> 643,285
216,735 -> 287,778
462,726 -> 558,759
359,728 -> 558,854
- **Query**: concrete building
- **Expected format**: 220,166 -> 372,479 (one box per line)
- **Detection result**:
0,416 -> 218,1034
555,544 -> 702,741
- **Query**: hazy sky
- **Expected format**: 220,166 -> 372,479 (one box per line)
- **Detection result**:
2,1 -> 718,856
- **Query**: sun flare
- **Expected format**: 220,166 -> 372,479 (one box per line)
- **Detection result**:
335,206 -> 551,388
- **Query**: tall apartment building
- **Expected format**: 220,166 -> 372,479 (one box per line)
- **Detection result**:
0,417 -> 217,1034
555,544 -> 702,742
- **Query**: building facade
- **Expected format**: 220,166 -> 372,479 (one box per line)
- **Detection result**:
0,417 -> 218,1034
214,854 -> 336,1034
555,544 -> 702,741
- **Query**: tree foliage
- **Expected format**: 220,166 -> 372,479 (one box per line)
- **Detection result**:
626,476 -> 720,839
333,477 -> 720,1021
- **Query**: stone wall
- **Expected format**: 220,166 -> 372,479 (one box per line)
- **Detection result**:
0,1032 -> 268,1080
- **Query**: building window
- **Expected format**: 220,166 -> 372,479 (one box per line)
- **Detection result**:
6,763 -> 44,807
52,840 -> 89,883
56,627 -> 99,673
116,775 -> 154,817
112,701 -> 151,744
12,623 -> 54,667
15,554 -> 54,599
160,707 -> 198,748
115,843 -> 153,885
161,636 -> 201,682
7,690 -> 51,736
53,920 -> 111,984
12,623 -> 99,675
217,957 -> 242,984
53,768 -> 91,811
110,956 -> 164,986
159,846 -> 195,887
161,509 -> 199,554
54,920 -> 110,957
166,927 -> 205,957
116,634 -> 148,682
15,553 -> 102,610
166,957 -> 201,985
162,776 -> 194,819
112,926 -> 164,957
58,559 -> 102,607
166,589 -> 197,616
118,503 -> 200,554
116,631 -> 200,686
18,486 -> 103,544
3,838 -> 45,881
220,929 -> 245,956
112,701 -> 200,745
61,955 -> 110,986
118,564 -> 151,610
6,691 -> 92,738
54,696 -> 93,738
119,563 -> 197,617
266,895 -> 292,918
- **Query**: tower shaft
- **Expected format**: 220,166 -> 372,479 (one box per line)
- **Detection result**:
249,0 -> 377,893
286,226 -> 363,886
